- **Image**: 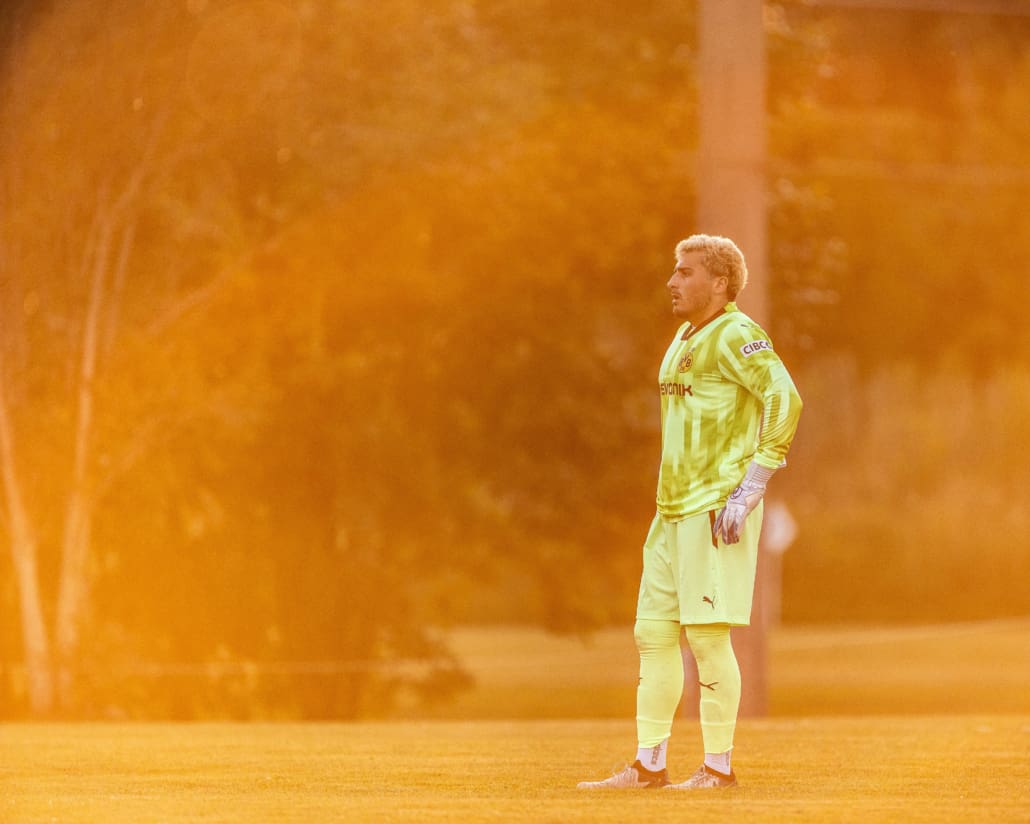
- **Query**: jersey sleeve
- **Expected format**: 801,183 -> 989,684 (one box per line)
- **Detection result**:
716,319 -> 803,470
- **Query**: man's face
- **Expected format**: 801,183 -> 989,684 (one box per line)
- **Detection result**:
667,250 -> 725,323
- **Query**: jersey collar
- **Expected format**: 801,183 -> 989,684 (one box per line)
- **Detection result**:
680,302 -> 737,341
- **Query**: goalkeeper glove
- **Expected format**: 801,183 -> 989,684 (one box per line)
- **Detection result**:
714,461 -> 777,545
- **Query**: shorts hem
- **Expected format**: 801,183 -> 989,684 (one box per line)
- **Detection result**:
635,610 -> 681,623
680,617 -> 751,627
636,613 -> 751,627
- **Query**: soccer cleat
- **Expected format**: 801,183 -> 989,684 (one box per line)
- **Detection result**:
664,764 -> 738,790
576,760 -> 669,789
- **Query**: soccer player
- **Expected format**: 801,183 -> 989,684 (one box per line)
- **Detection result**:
578,234 -> 802,790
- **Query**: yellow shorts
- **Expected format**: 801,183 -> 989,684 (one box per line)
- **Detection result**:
635,503 -> 763,627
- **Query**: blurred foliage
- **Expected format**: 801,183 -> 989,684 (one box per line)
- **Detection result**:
0,0 -> 1028,718
780,358 -> 1030,623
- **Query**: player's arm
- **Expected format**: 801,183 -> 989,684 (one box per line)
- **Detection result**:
714,329 -> 803,543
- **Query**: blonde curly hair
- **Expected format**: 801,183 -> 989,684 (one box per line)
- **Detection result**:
675,234 -> 749,299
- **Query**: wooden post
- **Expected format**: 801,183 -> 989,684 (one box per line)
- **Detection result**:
696,0 -> 768,326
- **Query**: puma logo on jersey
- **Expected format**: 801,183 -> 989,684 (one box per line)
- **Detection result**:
702,595 -> 716,609
699,680 -> 719,691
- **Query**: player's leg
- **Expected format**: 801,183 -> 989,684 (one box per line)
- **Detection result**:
578,515 -> 679,789
665,623 -> 739,789
686,624 -> 740,764
664,508 -> 761,790
634,617 -> 684,770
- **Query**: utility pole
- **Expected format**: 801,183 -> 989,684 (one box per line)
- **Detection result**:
691,0 -> 770,717
696,0 -> 768,328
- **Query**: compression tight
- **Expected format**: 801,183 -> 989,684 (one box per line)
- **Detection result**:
684,623 -> 741,754
633,618 -> 684,748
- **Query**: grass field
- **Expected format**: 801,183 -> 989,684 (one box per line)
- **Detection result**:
3,717 -> 1028,823
3,621 -> 1029,823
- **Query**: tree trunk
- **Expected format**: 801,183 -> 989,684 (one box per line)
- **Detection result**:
55,495 -> 93,711
0,380 -> 54,715
53,203 -> 112,712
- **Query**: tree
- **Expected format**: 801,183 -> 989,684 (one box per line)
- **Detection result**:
3,0 -> 680,716
0,0 -> 297,714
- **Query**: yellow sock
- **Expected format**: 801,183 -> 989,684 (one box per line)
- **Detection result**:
633,618 -> 684,748
684,623 -> 740,755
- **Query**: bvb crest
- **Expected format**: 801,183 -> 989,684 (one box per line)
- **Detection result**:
677,350 -> 693,372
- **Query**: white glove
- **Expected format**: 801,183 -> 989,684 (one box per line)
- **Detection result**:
714,461 -> 776,545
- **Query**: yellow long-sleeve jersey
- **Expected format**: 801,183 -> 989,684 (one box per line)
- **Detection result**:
656,302 -> 803,520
